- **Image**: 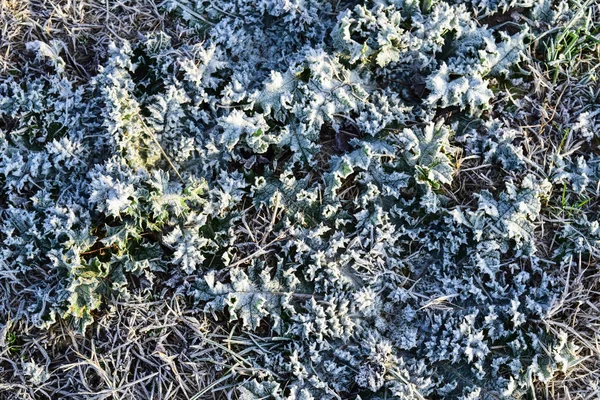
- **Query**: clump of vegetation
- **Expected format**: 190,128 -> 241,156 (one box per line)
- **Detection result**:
0,0 -> 599,398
